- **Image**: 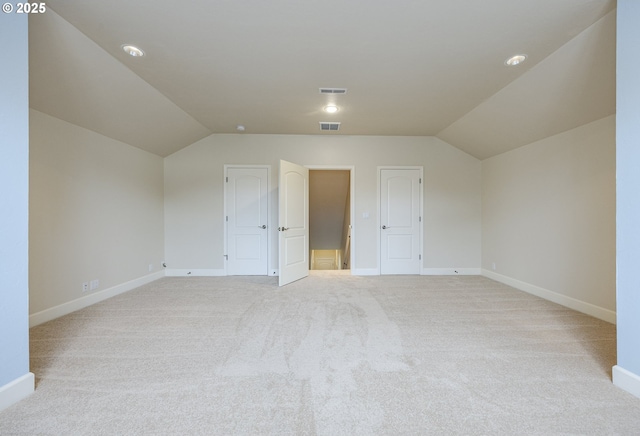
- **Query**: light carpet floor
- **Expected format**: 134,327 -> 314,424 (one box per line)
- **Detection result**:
1,273 -> 639,435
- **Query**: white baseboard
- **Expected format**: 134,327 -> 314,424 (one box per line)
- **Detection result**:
422,268 -> 482,275
482,269 -> 616,324
351,268 -> 482,276
613,365 -> 640,400
164,269 -> 226,277
351,268 -> 379,276
29,271 -> 165,327
0,372 -> 34,412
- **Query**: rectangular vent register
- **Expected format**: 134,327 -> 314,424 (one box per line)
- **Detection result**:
319,88 -> 347,94
319,122 -> 341,131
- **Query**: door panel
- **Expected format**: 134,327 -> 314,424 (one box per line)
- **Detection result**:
283,172 -> 305,227
388,235 -> 413,259
380,169 -> 421,274
284,235 -> 305,264
226,168 -> 268,275
235,235 -> 261,259
387,176 -> 413,227
279,160 -> 309,286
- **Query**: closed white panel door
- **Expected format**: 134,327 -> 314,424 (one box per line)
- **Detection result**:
227,168 -> 268,275
380,169 -> 421,274
279,160 -> 309,286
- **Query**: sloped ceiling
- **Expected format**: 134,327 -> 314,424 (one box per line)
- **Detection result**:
29,0 -> 616,159
438,11 -> 616,159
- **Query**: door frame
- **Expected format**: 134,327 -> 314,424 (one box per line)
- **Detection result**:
377,166 -> 423,274
307,165 -> 356,274
223,164 -> 272,276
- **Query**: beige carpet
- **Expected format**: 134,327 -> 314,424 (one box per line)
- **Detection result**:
1,273 -> 639,435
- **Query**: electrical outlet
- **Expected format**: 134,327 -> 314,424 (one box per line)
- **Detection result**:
492,262 -> 496,271
148,263 -> 154,272
90,279 -> 99,290
82,282 -> 89,292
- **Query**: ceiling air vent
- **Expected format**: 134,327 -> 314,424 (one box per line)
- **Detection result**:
320,122 -> 341,131
319,88 -> 347,94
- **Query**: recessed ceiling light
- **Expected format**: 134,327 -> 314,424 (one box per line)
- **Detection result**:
236,125 -> 246,132
324,105 -> 339,113
505,54 -> 527,66
122,45 -> 145,57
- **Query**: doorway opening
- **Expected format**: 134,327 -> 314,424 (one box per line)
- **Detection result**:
309,169 -> 352,271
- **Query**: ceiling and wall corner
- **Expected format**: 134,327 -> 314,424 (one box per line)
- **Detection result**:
28,0 -> 616,159
28,9 -> 211,157
437,10 -> 616,160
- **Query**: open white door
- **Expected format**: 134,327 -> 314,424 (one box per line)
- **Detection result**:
279,160 -> 309,286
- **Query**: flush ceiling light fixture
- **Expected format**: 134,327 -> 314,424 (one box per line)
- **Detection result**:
324,105 -> 339,113
122,45 -> 145,57
505,54 -> 527,66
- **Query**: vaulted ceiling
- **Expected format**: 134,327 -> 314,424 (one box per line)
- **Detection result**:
29,0 -> 616,159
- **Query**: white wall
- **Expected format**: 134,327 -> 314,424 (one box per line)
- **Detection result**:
0,13 -> 33,411
614,0 -> 640,399
29,110 -> 165,323
482,116 -> 616,321
164,134 -> 481,274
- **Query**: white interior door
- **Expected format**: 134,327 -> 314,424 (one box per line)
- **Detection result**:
380,168 -> 421,274
226,167 -> 268,275
279,160 -> 309,286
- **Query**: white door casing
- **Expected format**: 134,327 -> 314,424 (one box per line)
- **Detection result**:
278,160 -> 309,286
225,167 -> 269,275
380,168 -> 422,274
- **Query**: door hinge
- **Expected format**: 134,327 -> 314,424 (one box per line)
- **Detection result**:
419,178 -> 422,184
226,216 -> 228,222
419,216 -> 422,222
226,177 -> 228,182
224,255 -> 228,260
419,254 -> 422,260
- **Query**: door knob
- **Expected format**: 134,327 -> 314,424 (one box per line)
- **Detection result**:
382,225 -> 389,229
278,227 -> 290,231
259,225 -> 266,229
